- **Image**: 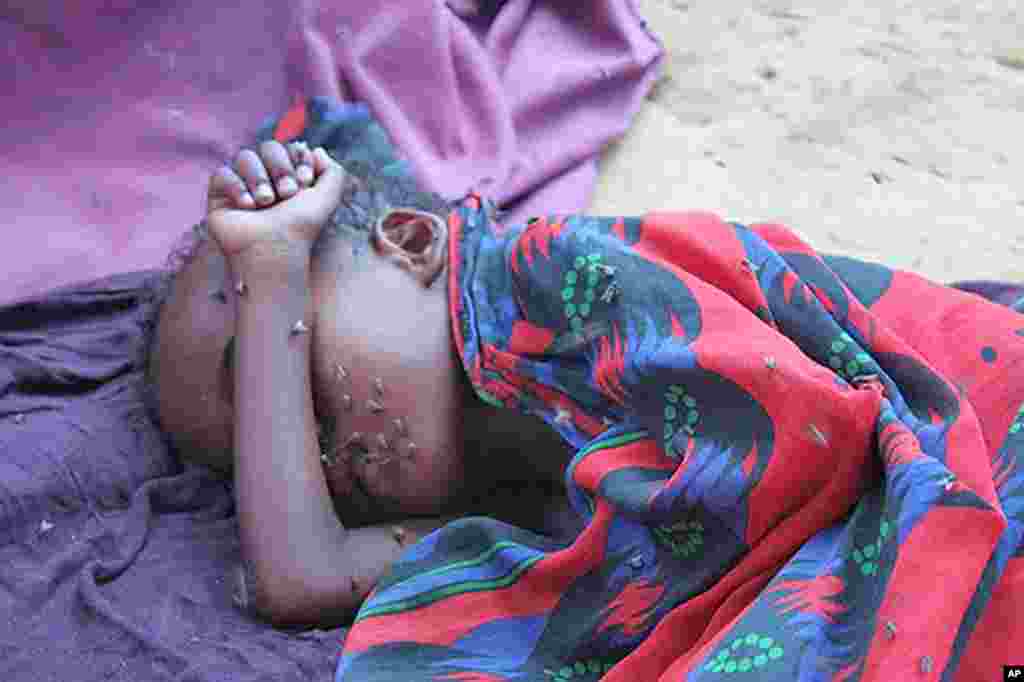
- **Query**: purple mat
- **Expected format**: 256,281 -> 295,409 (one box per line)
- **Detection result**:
0,0 -> 661,308
0,2 -> 662,681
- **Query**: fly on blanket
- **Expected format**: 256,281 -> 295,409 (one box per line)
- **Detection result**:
333,194 -> 1024,680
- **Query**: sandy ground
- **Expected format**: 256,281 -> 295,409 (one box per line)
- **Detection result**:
591,0 -> 1024,284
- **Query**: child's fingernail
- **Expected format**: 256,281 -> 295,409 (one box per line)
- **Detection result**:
254,183 -> 274,202
239,192 -> 255,207
278,176 -> 298,195
297,165 -> 314,184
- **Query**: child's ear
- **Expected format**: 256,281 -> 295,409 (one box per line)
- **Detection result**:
373,208 -> 447,287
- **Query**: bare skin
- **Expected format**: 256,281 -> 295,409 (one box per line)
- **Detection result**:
152,140 -> 579,627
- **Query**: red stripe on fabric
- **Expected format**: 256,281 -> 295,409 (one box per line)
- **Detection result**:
447,207 -> 466,360
809,282 -> 836,314
741,441 -> 759,478
612,217 -> 626,241
668,311 -> 687,340
593,323 -> 628,406
272,95 -> 307,142
342,503 -> 614,654
878,419 -> 925,468
441,673 -> 507,682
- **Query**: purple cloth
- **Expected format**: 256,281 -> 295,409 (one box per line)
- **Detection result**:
0,271 -> 347,681
0,0 -> 661,308
950,280 -> 1024,311
0,2 -> 661,680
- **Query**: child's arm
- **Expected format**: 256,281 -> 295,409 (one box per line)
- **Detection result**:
232,516 -> 457,627
206,141 -> 436,627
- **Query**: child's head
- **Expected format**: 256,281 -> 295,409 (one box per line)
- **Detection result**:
139,159 -> 477,524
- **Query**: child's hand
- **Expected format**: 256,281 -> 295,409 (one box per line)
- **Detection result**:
205,140 -> 352,266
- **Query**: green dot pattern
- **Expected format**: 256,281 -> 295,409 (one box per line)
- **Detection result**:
652,517 -> 705,559
826,331 -> 876,381
562,251 -> 616,333
850,520 -> 891,577
704,634 -> 784,674
662,384 -> 700,461
544,657 -> 617,679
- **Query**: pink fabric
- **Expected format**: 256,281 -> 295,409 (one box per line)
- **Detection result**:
0,0 -> 661,306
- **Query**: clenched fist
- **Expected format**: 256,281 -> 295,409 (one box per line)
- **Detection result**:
205,139 -> 352,267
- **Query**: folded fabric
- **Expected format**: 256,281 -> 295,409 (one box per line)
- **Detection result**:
0,0 -> 661,307
336,200 -> 1023,681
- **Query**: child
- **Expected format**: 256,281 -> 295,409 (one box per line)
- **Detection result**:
146,137 -> 581,626
143,104 -> 1023,682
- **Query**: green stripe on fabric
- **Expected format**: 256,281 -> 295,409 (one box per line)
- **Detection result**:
356,433 -> 649,622
385,540 -> 525,591
355,554 -> 544,622
568,431 -> 649,517
576,431 -> 649,459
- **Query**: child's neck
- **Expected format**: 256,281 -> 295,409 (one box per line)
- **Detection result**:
460,397 -> 574,488
449,331 -> 573,489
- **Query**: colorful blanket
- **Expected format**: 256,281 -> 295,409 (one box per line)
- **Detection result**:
335,197 -> 1024,680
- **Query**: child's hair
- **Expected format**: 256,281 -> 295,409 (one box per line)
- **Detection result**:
136,153 -> 454,442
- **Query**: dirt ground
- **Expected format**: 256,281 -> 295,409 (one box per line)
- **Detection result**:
592,0 -> 1024,284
